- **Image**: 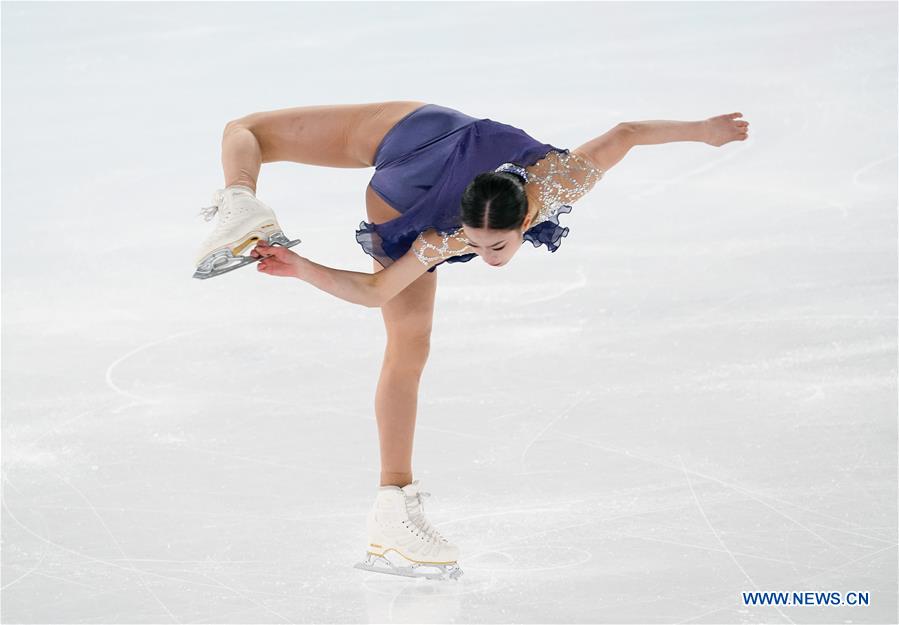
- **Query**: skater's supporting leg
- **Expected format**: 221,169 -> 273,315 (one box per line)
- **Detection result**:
219,101 -> 428,192
373,254 -> 436,488
364,184 -> 437,488
379,471 -> 414,486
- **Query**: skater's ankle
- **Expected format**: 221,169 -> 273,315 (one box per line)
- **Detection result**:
380,471 -> 413,488
224,179 -> 257,194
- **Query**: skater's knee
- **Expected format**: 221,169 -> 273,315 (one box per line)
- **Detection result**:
384,334 -> 431,369
224,113 -> 260,132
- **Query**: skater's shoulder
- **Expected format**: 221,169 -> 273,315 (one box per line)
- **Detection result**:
524,148 -> 604,227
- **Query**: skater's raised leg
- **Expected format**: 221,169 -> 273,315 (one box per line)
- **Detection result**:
195,101 -> 427,279
220,100 -> 429,191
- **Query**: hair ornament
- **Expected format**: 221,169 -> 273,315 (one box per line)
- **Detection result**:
494,162 -> 530,184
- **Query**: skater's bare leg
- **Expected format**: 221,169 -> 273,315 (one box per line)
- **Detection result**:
366,186 -> 437,489
373,254 -> 436,488
222,122 -> 262,193
220,100 -> 428,193
221,125 -> 263,193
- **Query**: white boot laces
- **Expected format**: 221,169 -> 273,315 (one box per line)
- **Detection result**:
198,189 -> 227,222
199,204 -> 219,221
406,491 -> 447,544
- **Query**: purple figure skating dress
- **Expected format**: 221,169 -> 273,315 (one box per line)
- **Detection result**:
357,103 -> 604,272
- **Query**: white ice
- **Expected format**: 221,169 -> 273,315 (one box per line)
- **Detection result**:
2,2 -> 897,623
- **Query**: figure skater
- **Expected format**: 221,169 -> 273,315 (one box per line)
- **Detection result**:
192,101 -> 749,579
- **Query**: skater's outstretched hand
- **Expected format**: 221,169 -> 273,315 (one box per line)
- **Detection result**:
252,241 -> 302,278
703,112 -> 750,147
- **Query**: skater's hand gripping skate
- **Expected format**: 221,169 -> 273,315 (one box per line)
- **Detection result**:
253,242 -> 303,278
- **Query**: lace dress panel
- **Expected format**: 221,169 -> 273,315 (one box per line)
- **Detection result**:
411,227 -> 475,269
526,150 -> 604,228
522,149 -> 604,251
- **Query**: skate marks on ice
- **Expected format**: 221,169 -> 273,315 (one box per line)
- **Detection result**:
3,465 -> 181,622
101,319 -> 381,475
417,389 -> 895,621
850,151 -> 897,190
3,320 -> 375,621
559,433 -> 894,551
105,326 -> 212,406
3,439 -> 354,623
435,469 -> 892,623
677,455 -> 793,625
519,389 -> 591,475
3,322 -> 305,621
5,326 -> 198,471
551,434 -> 896,623
439,264 -> 589,308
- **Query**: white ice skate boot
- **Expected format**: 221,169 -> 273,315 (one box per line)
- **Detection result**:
192,185 -> 301,279
355,480 -> 463,580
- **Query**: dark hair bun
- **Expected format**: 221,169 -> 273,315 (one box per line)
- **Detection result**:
460,172 -> 529,231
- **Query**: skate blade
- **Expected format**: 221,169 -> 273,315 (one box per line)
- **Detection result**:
193,232 -> 301,280
354,551 -> 463,581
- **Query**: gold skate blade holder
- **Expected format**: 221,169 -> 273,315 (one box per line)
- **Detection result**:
192,232 -> 301,280
354,550 -> 464,581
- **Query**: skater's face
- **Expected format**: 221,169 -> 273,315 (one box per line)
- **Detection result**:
462,226 -> 525,267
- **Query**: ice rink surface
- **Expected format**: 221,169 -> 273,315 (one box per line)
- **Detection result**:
2,1 -> 897,623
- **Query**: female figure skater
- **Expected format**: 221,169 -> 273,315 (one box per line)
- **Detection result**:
193,101 -> 749,579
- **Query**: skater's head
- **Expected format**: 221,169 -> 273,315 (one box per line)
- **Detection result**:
459,171 -> 536,267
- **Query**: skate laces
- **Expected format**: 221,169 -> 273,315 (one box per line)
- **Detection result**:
198,189 -> 227,222
199,204 -> 219,221
406,491 -> 447,544
199,187 -> 270,226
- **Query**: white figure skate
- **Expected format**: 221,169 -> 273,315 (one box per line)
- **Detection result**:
355,480 -> 463,581
193,185 -> 301,280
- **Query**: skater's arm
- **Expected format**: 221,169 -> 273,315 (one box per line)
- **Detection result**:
300,228 -> 473,307
253,241 -> 428,308
369,251 -> 431,306
571,123 -> 635,173
253,242 -> 377,306
293,256 -> 380,307
623,113 -> 749,147
293,252 -> 430,308
573,113 -> 749,171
